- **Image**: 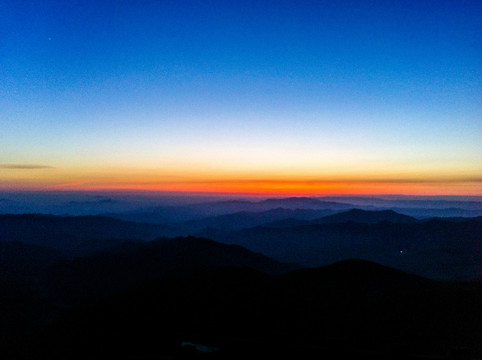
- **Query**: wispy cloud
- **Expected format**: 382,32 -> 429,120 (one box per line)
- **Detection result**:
0,164 -> 54,169
52,181 -> 89,188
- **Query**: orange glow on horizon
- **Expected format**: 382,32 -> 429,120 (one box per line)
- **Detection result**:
1,166 -> 481,196
41,179 -> 482,196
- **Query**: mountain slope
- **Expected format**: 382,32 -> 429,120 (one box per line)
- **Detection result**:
201,217 -> 482,280
0,214 -> 172,255
44,236 -> 296,304
258,197 -> 352,209
179,208 -> 339,232
314,209 -> 418,224
28,259 -> 482,360
105,197 -> 354,223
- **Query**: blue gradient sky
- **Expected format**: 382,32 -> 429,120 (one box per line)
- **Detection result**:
1,0 -> 481,194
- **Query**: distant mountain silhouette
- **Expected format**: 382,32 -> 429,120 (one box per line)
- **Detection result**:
105,197 -> 353,223
262,217 -> 313,228
313,209 -> 418,224
0,214 -> 171,255
258,197 -> 353,209
179,208 -> 339,232
385,207 -> 482,219
265,209 -> 418,228
318,196 -> 482,210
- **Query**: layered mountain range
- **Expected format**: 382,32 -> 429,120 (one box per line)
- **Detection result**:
1,198 -> 481,359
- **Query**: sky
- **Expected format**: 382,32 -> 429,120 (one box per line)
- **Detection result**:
1,0 -> 481,195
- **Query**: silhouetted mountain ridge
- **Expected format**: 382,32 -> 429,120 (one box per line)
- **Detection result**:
201,216 -> 482,280
0,214 -> 171,255
258,197 -> 352,209
44,236 -> 296,304
105,197 -> 354,223
179,207 -> 339,232
284,258 -> 427,289
313,208 -> 418,224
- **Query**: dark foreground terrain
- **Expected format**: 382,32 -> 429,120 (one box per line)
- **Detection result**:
1,235 -> 481,360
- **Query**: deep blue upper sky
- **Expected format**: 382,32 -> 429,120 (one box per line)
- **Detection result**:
1,0 -> 481,194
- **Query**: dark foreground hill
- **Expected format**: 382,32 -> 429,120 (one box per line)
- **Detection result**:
0,241 -> 64,278
7,259 -> 481,360
1,234 -> 481,359
44,236 -> 295,304
1,236 -> 294,352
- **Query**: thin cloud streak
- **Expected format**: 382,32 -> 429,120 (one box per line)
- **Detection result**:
0,164 -> 54,169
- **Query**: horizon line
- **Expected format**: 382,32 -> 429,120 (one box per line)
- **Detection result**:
0,188 -> 481,199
